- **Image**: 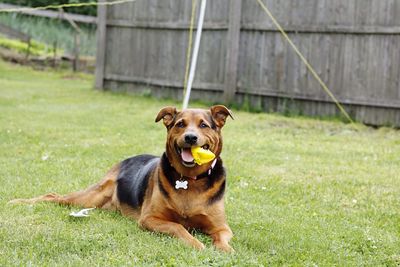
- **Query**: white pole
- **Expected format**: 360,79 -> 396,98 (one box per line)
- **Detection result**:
182,0 -> 207,110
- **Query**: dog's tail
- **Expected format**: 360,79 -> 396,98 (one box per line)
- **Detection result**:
9,192 -> 64,205
9,164 -> 120,209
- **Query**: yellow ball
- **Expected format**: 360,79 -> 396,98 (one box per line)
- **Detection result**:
191,146 -> 215,165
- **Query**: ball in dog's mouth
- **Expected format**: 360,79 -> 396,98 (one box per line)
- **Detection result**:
176,145 -> 210,168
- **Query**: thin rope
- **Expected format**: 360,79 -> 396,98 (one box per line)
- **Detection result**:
256,0 -> 354,123
0,0 -> 137,13
183,0 -> 197,99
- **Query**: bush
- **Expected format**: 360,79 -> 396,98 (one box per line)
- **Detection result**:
0,35 -> 63,56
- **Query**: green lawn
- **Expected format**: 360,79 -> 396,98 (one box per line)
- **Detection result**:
0,59 -> 399,266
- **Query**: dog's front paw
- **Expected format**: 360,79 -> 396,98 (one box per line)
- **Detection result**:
191,238 -> 206,250
214,241 -> 234,253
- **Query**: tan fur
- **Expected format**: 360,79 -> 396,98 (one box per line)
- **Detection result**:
10,106 -> 234,252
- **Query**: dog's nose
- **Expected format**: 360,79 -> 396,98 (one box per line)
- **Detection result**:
184,133 -> 198,145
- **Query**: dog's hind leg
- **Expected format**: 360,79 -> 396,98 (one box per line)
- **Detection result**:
10,164 -> 120,210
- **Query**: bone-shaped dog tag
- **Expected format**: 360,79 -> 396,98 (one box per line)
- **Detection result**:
175,180 -> 188,190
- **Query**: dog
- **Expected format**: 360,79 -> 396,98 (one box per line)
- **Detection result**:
11,105 -> 234,252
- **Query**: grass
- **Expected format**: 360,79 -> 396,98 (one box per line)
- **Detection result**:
0,59 -> 399,266
0,13 -> 96,56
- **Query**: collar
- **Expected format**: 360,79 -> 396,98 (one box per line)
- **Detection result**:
182,158 -> 218,180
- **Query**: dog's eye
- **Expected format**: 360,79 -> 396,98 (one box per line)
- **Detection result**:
199,122 -> 209,128
176,121 -> 185,128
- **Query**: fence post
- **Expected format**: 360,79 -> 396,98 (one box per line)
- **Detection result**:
52,40 -> 57,68
73,32 -> 80,71
95,0 -> 108,89
223,0 -> 242,104
25,38 -> 31,61
60,8 -> 82,72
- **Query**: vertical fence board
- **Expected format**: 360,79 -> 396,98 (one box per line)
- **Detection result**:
94,0 -> 107,89
223,0 -> 242,103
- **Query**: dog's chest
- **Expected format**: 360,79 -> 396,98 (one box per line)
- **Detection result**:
168,185 -> 209,219
169,197 -> 210,229
172,193 -> 205,218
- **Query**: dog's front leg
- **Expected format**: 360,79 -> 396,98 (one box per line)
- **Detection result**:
139,216 -> 205,250
210,227 -> 234,253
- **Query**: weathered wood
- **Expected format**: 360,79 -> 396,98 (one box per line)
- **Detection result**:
107,19 -> 400,35
241,24 -> 400,34
73,32 -> 80,72
236,87 -> 400,109
0,3 -> 97,24
60,8 -> 83,34
97,0 -> 400,127
107,19 -> 228,30
241,0 -> 400,29
94,0 -> 108,89
104,73 -> 223,91
59,8 -> 82,72
223,0 -> 242,103
237,31 -> 400,111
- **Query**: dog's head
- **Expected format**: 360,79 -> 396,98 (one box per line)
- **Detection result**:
156,105 -> 233,176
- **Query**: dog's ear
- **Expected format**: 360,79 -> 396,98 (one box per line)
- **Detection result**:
155,106 -> 177,128
210,105 -> 234,128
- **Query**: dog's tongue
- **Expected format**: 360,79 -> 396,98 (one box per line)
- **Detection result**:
181,148 -> 194,162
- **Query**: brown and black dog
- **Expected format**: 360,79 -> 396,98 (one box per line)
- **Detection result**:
11,105 -> 234,252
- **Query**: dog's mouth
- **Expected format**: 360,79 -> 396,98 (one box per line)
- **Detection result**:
175,144 -> 210,168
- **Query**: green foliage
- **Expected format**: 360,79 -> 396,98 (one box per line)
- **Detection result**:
1,60 -> 400,266
1,0 -> 97,16
0,36 -> 36,54
0,13 -> 96,56
0,35 -> 63,56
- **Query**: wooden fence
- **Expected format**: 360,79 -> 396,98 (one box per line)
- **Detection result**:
95,0 -> 400,127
